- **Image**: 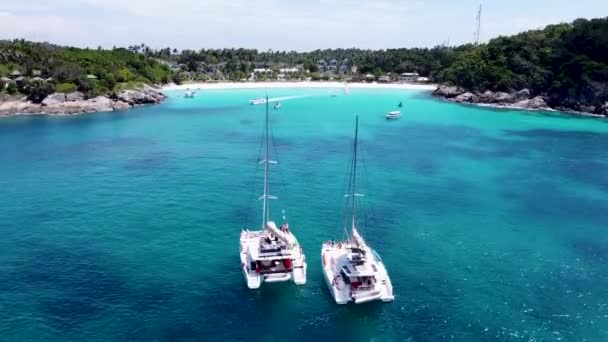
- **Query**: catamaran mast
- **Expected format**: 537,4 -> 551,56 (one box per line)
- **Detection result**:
262,94 -> 270,228
351,115 -> 359,233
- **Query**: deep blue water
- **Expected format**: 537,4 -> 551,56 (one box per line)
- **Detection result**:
0,88 -> 607,341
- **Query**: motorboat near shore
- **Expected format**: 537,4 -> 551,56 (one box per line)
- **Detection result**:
250,98 -> 267,105
385,111 -> 401,119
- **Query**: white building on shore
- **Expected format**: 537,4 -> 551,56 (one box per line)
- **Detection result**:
399,72 -> 419,82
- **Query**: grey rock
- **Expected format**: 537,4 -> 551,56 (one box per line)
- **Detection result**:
512,89 -> 531,102
0,99 -> 41,116
41,93 -> 66,106
116,87 -> 165,105
112,101 -> 130,111
596,102 -> 608,116
454,92 -> 479,103
493,92 -> 513,104
513,96 -> 549,109
478,90 -> 495,102
66,91 -> 85,102
579,105 -> 596,114
432,85 -> 465,98
86,96 -> 115,112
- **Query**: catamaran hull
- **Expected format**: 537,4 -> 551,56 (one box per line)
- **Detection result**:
321,259 -> 349,305
321,248 -> 394,305
242,267 -> 261,289
292,264 -> 307,285
240,229 -> 307,289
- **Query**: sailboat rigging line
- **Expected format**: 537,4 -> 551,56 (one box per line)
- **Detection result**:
358,139 -> 374,238
261,93 -> 271,228
242,104 -> 267,230
342,116 -> 358,241
351,115 -> 359,233
268,104 -> 289,216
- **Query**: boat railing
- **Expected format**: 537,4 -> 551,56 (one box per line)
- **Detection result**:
259,267 -> 293,274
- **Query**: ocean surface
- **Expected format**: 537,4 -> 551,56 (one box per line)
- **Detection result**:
0,87 -> 607,341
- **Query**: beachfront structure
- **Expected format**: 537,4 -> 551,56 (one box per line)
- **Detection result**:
279,67 -> 299,73
327,59 -> 338,73
399,72 -> 419,82
254,68 -> 272,74
9,70 -> 22,78
377,75 -> 391,83
417,76 -> 430,83
339,59 -> 350,75
318,59 -> 327,72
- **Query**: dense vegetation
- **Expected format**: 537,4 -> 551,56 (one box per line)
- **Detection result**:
435,17 -> 608,110
145,46 -> 470,81
0,40 -> 172,101
1,16 -> 606,111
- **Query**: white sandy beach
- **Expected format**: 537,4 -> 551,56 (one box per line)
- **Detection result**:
162,81 -> 437,91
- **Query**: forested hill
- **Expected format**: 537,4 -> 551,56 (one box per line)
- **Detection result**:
0,40 -> 172,99
1,17 -> 607,113
434,17 -> 608,112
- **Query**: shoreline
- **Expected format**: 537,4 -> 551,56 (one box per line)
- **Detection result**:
0,86 -> 165,117
432,85 -> 608,119
439,97 -> 608,119
162,81 -> 438,91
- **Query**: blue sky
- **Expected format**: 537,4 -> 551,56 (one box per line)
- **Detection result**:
1,0 -> 606,51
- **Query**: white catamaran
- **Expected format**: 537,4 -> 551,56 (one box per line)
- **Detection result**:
240,95 -> 307,289
321,116 -> 394,304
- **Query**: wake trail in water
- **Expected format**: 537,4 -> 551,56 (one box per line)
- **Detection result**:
251,95 -> 309,104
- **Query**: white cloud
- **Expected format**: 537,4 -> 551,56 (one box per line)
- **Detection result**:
0,13 -> 76,38
1,0 -> 606,50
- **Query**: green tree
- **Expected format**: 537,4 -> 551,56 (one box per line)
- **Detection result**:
27,81 -> 56,103
6,82 -> 17,95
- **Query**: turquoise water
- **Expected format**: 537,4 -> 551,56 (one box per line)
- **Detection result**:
1,88 -> 607,341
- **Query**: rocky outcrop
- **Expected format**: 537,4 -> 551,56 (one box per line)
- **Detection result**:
433,86 -> 555,112
453,92 -> 479,103
432,85 -> 465,98
512,89 -> 531,102
42,93 -> 66,106
0,86 -> 165,116
596,102 -> 608,117
115,85 -> 165,105
66,91 -> 84,102
513,96 -> 549,109
432,85 -> 608,116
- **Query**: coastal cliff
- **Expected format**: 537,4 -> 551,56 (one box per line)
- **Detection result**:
432,85 -> 608,117
431,18 -> 608,117
0,85 -> 165,116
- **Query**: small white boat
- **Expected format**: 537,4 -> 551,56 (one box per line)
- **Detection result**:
321,116 -> 394,305
184,91 -> 196,98
250,98 -> 267,105
385,111 -> 401,120
240,96 -> 307,289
